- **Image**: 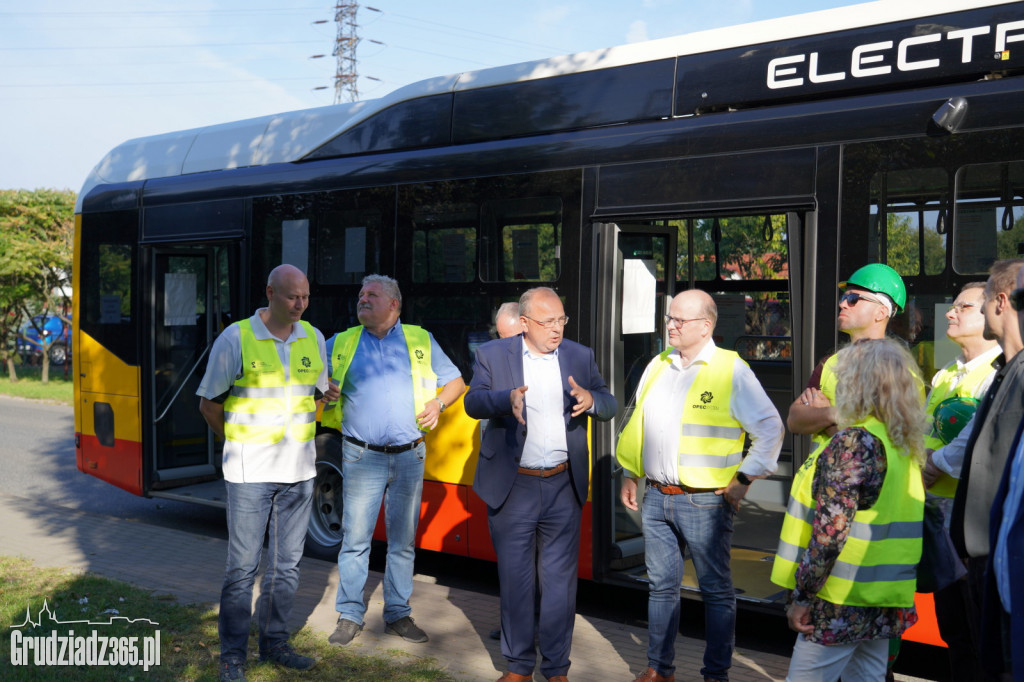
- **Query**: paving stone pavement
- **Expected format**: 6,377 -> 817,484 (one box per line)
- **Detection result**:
0,492 -> 930,681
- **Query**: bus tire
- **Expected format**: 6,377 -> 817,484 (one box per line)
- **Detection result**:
306,431 -> 345,560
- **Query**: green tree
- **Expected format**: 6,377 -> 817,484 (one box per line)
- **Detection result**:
0,189 -> 76,382
884,212 -> 946,276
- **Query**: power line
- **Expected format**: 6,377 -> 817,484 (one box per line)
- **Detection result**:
0,40 -> 325,51
372,9 -> 572,55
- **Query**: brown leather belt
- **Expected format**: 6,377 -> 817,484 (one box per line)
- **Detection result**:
648,480 -> 716,495
342,435 -> 424,454
517,461 -> 569,477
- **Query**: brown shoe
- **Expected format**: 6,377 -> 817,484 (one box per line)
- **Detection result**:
496,673 -> 532,682
547,677 -> 569,682
634,668 -> 675,682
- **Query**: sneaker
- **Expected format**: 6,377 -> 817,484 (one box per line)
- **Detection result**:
258,642 -> 315,670
385,616 -> 428,643
219,659 -> 247,682
328,618 -> 362,646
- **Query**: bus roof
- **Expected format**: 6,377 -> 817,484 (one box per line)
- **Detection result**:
78,0 -> 1017,209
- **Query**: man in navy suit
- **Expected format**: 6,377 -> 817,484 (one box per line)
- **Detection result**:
465,287 -> 616,682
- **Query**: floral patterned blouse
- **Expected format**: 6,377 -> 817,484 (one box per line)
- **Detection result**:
790,426 -> 918,645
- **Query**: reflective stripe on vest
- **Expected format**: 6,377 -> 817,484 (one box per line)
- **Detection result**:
923,359 -> 994,498
770,416 -> 924,607
320,324 -> 436,432
223,319 -> 322,445
616,347 -> 746,487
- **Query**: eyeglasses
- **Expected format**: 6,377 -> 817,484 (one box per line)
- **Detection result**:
1011,288 -> 1024,312
839,291 -> 884,307
664,315 -> 707,328
948,301 -> 979,313
524,315 -> 569,328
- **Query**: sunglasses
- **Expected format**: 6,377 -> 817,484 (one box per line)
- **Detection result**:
839,291 -> 884,307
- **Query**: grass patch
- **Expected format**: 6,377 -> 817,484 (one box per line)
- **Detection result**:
0,366 -> 73,405
0,556 -> 455,681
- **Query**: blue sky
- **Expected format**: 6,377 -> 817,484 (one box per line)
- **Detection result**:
1,0 -> 853,192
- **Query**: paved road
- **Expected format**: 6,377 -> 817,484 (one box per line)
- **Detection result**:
0,396 -> 228,538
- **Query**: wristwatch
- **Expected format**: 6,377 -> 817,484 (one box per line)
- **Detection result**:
735,472 -> 753,486
436,398 -> 446,413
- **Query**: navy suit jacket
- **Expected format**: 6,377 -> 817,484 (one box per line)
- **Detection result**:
981,420 -> 1024,680
464,335 -> 616,509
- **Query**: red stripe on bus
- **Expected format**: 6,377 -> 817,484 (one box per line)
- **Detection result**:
76,432 -> 143,496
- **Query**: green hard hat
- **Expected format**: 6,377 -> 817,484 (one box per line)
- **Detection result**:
933,396 -> 979,445
839,263 -> 907,312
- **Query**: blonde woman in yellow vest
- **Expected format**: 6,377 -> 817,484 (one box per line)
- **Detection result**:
196,265 -> 330,680
772,338 -> 926,682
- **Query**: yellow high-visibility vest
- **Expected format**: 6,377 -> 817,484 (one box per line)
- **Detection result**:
223,319 -> 322,444
616,347 -> 746,488
924,358 -> 994,497
810,355 -> 840,450
320,324 -> 436,432
771,416 -> 924,607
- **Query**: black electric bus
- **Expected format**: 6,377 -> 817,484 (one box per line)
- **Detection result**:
74,0 -> 1024,648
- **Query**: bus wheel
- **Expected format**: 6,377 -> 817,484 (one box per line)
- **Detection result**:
307,431 -> 344,559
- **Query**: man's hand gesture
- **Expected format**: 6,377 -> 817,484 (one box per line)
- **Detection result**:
568,375 -> 593,417
510,386 -> 529,425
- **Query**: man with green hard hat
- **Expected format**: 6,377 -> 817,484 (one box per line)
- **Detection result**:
787,263 -> 908,445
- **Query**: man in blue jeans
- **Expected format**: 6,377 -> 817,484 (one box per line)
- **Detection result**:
321,274 -> 465,647
617,290 -> 783,682
197,264 -> 332,682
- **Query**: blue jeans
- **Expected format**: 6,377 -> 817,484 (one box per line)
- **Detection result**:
786,634 -> 888,681
220,478 -> 313,663
335,440 -> 425,625
642,487 -> 736,681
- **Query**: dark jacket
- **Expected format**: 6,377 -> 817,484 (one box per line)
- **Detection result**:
464,335 -> 616,508
981,418 -> 1024,680
951,351 -> 1024,558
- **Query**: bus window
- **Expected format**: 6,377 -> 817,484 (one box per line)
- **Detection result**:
252,195 -> 316,283
954,161 -> 1024,274
94,245 -> 133,324
676,215 -> 788,284
868,168 -> 948,277
318,209 -> 382,284
481,196 -> 562,282
80,211 -> 137,366
674,215 -> 792,362
412,203 -> 478,283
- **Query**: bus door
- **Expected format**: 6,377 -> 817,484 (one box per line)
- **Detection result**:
146,244 -> 239,496
593,214 -> 799,605
592,221 -> 677,580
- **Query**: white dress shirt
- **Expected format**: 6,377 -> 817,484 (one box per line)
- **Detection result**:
519,346 -> 569,469
637,340 -> 783,485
